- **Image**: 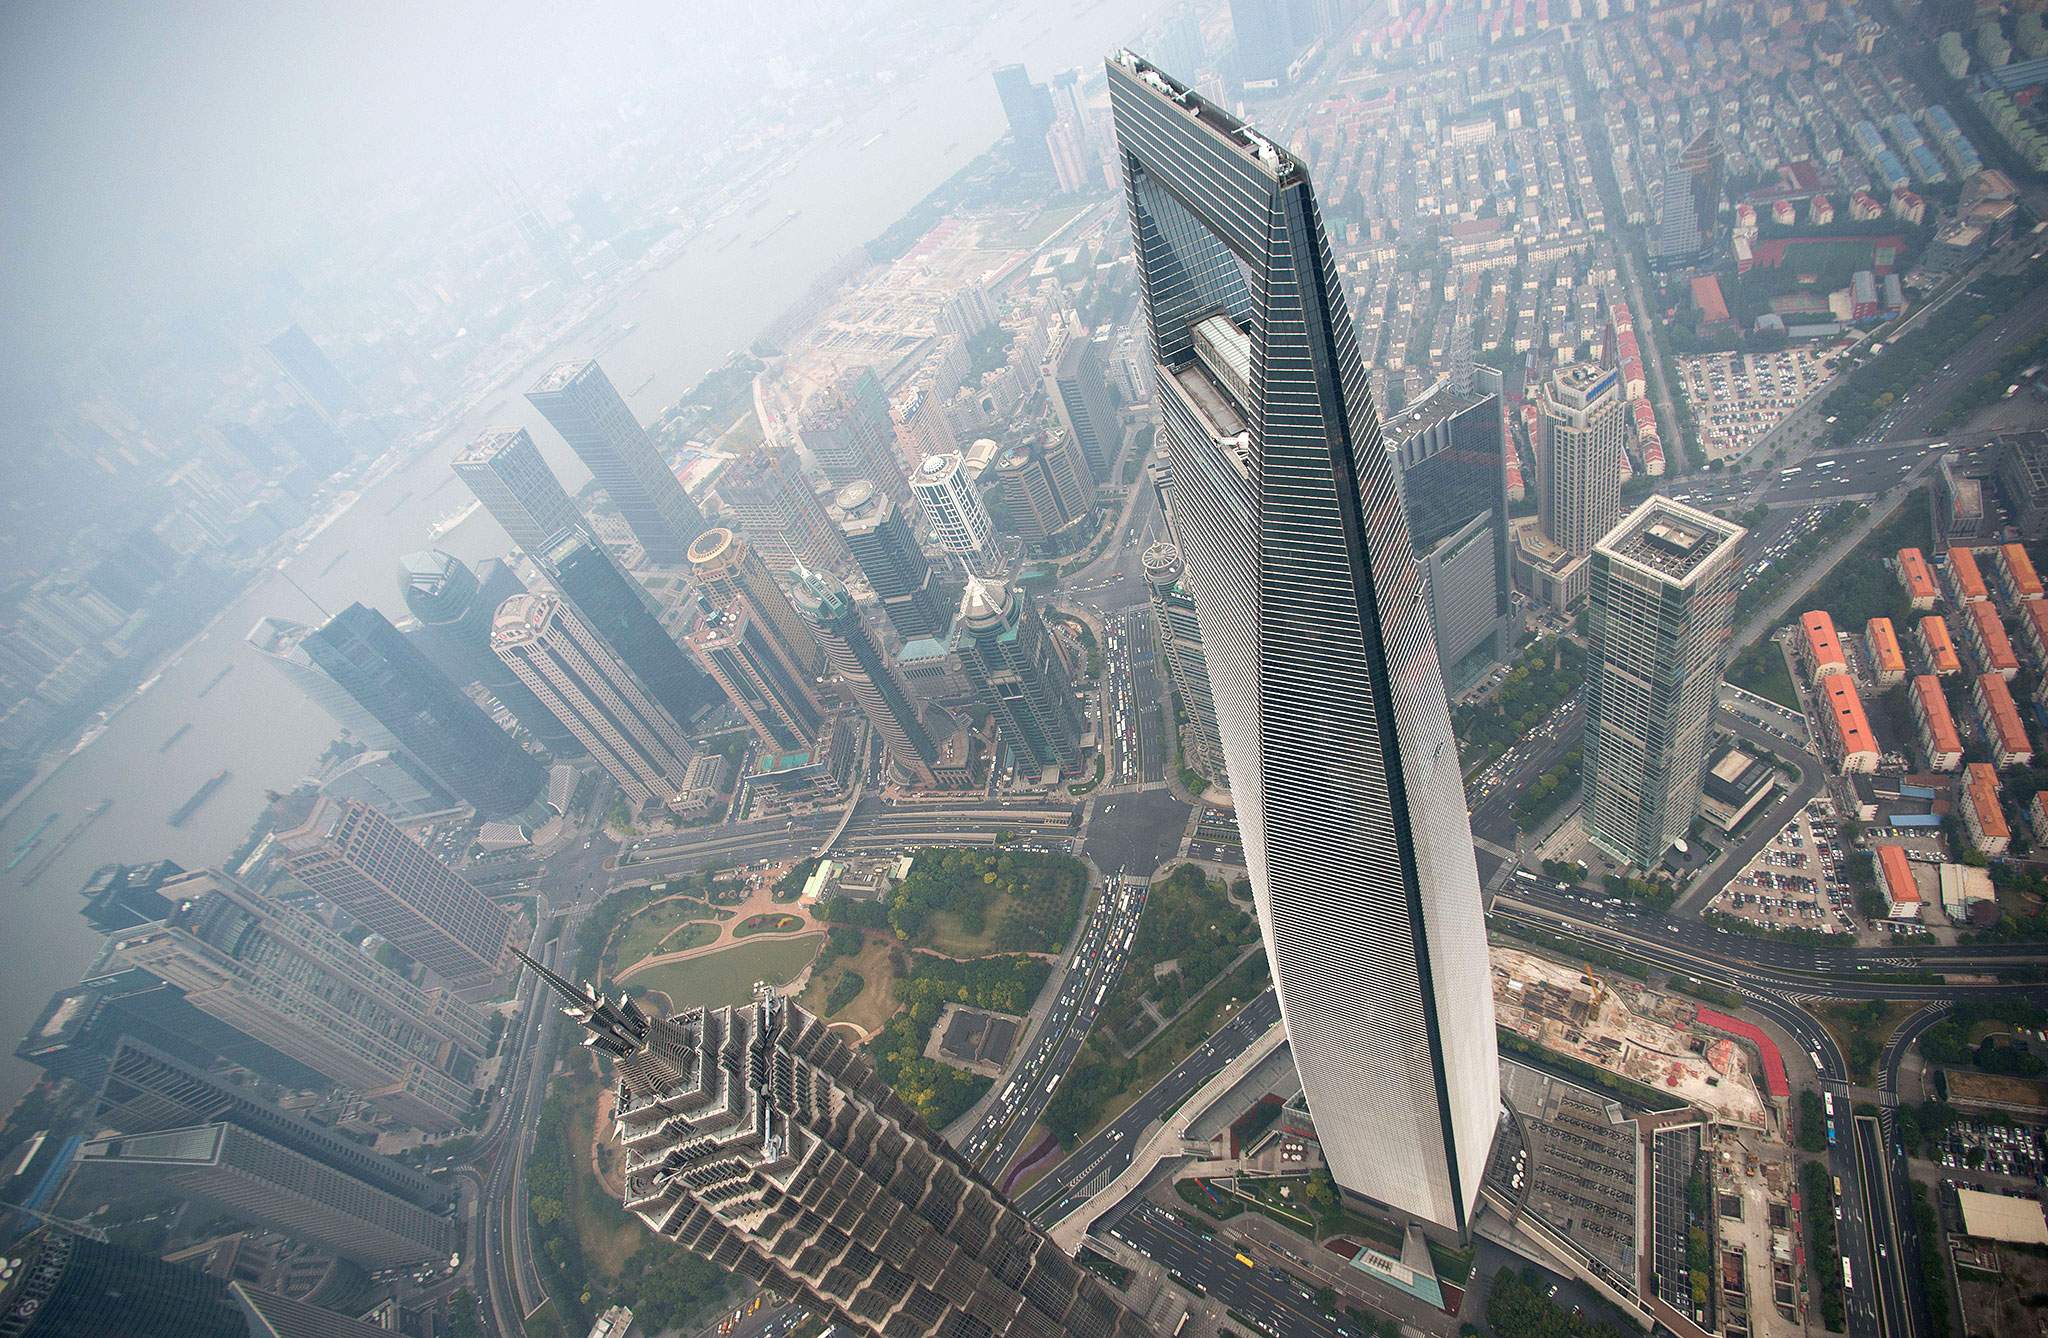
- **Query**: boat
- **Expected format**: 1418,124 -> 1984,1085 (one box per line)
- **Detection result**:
159,724 -> 192,754
860,131 -> 887,149
21,800 -> 112,886
195,666 -> 234,699
380,489 -> 413,516
428,499 -> 481,539
169,771 -> 231,828
317,549 -> 350,576
628,373 -> 657,395
6,814 -> 59,872
619,321 -> 639,335
750,209 -> 802,249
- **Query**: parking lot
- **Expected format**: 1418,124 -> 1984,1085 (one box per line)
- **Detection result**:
1708,797 -> 1855,935
1935,1120 -> 2048,1180
1677,347 -> 1837,463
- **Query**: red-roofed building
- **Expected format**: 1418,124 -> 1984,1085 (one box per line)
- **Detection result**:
1920,615 -> 1962,677
1876,844 -> 1921,919
1967,601 -> 2020,680
1898,548 -> 1937,609
1975,673 -> 2034,768
1962,762 -> 2010,857
1800,610 -> 1849,681
1947,547 -> 1990,605
1692,275 -> 1732,326
1910,674 -> 1963,770
1866,617 -> 1906,687
1998,543 -> 2044,604
1820,676 -> 1879,773
2019,600 -> 2048,675
1691,1008 -> 1790,1097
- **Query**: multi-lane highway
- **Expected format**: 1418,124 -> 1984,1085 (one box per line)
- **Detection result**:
962,873 -> 1148,1178
1110,1201 -> 1360,1338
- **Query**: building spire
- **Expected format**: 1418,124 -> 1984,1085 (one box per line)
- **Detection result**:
513,949 -> 650,1058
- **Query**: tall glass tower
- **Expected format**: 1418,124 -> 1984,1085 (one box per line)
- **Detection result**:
527,360 -> 706,565
533,528 -> 713,728
1110,51 -> 1497,1234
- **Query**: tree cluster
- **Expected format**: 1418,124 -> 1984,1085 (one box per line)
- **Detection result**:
866,954 -> 1049,1128
1484,1266 -> 1634,1338
1098,864 -> 1258,1049
883,849 -> 1086,953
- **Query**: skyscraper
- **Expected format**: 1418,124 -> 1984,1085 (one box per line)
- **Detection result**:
72,1119 -> 457,1268
265,323 -> 365,423
1046,333 -> 1120,482
399,549 -> 581,755
1229,0 -> 1299,90
686,602 -> 827,754
1383,384 -> 1514,687
1111,51 -> 1497,1234
492,594 -> 701,810
526,360 -> 706,565
799,369 -> 907,503
1650,131 -> 1722,267
247,616 -> 400,750
452,427 -> 583,555
715,448 -> 850,575
533,527 -> 712,728
318,750 -> 455,821
910,452 -> 993,557
992,63 -> 1057,173
523,963 -> 1154,1338
956,579 -> 1083,779
270,794 -> 515,989
792,569 -> 953,789
300,604 -> 544,820
1584,499 -> 1746,868
687,527 -> 825,677
829,482 -> 946,641
1536,363 -> 1627,557
1143,544 -> 1226,786
75,859 -> 182,935
111,869 -> 488,1131
993,442 -> 1091,544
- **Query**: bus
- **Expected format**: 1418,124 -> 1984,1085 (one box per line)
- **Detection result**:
1843,1259 -> 1854,1291
1175,1315 -> 1191,1337
1834,1176 -> 1843,1196
1827,1119 -> 1837,1146
1825,1092 -> 1835,1117
1236,1253 -> 1257,1269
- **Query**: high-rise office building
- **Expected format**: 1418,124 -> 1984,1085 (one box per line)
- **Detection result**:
76,859 -> 183,935
453,427 -> 583,554
526,360 -> 706,565
992,63 -> 1057,173
247,616 -> 401,751
716,448 -> 850,575
111,869 -> 488,1131
300,604 -> 544,820
0,1226 -> 401,1338
1384,384 -> 1514,687
1535,363 -> 1627,558
524,963 -> 1154,1338
89,1037 -> 442,1207
1154,6 -> 1206,80
792,570 -> 950,790
1111,52 -> 1497,1234
828,482 -> 946,641
957,580 -> 1083,779
277,404 -> 354,477
265,324 -> 365,424
1650,131 -> 1722,267
71,1119 -> 456,1268
533,528 -> 712,728
687,528 -> 824,677
1143,544 -> 1226,786
318,750 -> 455,821
399,549 -> 581,755
799,369 -> 907,504
910,452 -> 993,557
270,795 -> 514,989
1230,0 -> 1299,89
493,594 -> 701,810
1046,334 -> 1120,482
686,602 -> 827,754
1584,499 -> 1746,868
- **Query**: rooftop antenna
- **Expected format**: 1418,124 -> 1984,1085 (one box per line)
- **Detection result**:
277,569 -> 331,619
513,949 -> 649,1058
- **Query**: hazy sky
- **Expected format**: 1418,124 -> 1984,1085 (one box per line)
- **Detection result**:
0,0 -> 738,411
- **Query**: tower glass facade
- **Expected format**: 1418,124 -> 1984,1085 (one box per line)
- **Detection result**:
910,452 -> 992,557
399,549 -> 581,755
793,569 -> 944,788
799,369 -> 907,504
1584,499 -> 1746,868
1143,543 -> 1227,786
956,580 -> 1082,779
687,602 -> 826,754
687,528 -> 825,677
534,528 -> 713,728
828,483 -> 945,641
1536,364 -> 1627,558
715,448 -> 850,576
1111,52 -> 1497,1233
527,360 -> 706,565
452,427 -> 582,554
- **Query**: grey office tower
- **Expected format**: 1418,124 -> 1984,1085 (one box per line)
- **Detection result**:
522,958 -> 1156,1338
453,426 -> 583,554
792,568 -> 944,789
1109,52 -> 1497,1234
828,482 -> 946,640
399,548 -> 582,755
956,580 -> 1083,779
527,360 -> 706,564
533,527 -> 712,728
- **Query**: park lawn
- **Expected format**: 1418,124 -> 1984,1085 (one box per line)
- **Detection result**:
607,896 -> 713,972
734,913 -> 808,939
624,935 -> 823,1013
797,934 -> 902,1037
922,902 -> 1010,957
655,921 -> 719,954
564,1071 -> 641,1279
981,202 -> 1089,250
1780,238 -> 1883,273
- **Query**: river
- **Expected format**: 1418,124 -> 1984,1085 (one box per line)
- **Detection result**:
0,0 -> 1172,1107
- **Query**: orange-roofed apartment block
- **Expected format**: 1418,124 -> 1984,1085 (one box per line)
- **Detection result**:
1909,674 -> 1964,771
1946,547 -> 1990,606
1919,616 -> 1962,677
1819,676 -> 1879,773
1865,617 -> 1906,688
1898,548 -> 1938,609
1961,762 -> 2010,857
1974,673 -> 2035,768
1998,543 -> 2045,605
2020,600 -> 2048,676
2031,791 -> 2048,846
1876,844 -> 1921,920
1965,601 -> 2020,681
1800,610 -> 1849,682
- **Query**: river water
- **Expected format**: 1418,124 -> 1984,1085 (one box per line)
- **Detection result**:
0,0 -> 1169,1106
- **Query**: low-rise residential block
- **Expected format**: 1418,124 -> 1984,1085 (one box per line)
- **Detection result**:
1961,762 -> 2011,857
1911,674 -> 1964,771
1920,615 -> 1962,677
1975,673 -> 2035,768
1866,616 -> 1906,687
1899,547 -> 1937,609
